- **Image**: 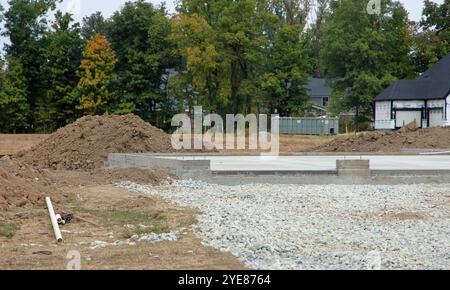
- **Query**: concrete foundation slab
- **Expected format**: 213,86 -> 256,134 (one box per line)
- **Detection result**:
106,153 -> 450,184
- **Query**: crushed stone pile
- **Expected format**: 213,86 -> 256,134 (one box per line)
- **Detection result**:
0,156 -> 63,218
314,122 -> 450,152
16,114 -> 175,170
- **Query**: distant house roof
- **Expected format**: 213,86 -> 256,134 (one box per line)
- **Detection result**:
306,78 -> 332,96
374,53 -> 450,101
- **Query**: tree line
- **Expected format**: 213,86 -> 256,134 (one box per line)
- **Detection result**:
0,0 -> 448,133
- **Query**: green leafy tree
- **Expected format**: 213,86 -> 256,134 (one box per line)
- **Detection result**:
0,57 -> 30,133
73,34 -> 117,115
107,0 -> 176,123
412,0 -> 450,73
261,24 -> 312,116
219,0 -> 268,114
2,0 -> 58,127
81,11 -> 109,41
310,0 -> 331,77
322,0 -> 412,131
270,0 -> 312,25
36,11 -> 82,131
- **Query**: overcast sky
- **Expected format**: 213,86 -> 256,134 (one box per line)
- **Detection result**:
0,0 -> 445,23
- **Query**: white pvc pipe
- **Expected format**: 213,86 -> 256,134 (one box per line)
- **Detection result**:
45,197 -> 63,243
420,151 -> 450,155
55,214 -> 63,224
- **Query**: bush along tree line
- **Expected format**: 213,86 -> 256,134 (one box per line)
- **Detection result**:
0,0 -> 448,133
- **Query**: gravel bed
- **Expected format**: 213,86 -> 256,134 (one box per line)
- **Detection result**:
118,180 -> 450,270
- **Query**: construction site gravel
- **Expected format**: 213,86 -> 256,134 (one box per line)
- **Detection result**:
119,180 -> 450,270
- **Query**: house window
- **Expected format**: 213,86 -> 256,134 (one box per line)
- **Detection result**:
323,97 -> 329,107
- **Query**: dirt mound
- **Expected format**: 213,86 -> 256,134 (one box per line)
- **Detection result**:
0,157 -> 64,219
16,114 -> 175,170
314,124 -> 450,152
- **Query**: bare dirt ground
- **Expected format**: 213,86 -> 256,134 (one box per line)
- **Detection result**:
0,134 -> 48,155
0,181 -> 245,270
1,133 -> 335,155
274,134 -> 335,154
213,134 -> 335,154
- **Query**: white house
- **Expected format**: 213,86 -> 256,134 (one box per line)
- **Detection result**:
374,53 -> 450,130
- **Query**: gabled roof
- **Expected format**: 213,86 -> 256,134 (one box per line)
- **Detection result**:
417,52 -> 450,83
374,53 -> 450,101
306,78 -> 332,96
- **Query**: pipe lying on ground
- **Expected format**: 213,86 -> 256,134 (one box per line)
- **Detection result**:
45,197 -> 63,243
55,214 -> 64,225
420,151 -> 450,155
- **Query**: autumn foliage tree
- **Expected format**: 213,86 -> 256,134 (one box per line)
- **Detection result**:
73,34 -> 117,115
170,13 -> 229,112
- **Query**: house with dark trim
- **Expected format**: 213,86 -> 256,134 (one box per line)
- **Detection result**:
374,53 -> 450,130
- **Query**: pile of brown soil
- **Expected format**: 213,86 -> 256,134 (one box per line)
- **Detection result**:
314,122 -> 450,152
0,157 -> 64,219
16,114 -> 174,170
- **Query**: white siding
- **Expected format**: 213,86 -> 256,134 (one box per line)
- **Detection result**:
446,94 -> 450,126
375,101 -> 391,120
428,99 -> 445,108
374,101 -> 394,130
393,100 -> 425,109
429,109 -> 444,127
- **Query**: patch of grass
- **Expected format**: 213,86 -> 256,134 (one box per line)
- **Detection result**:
67,194 -> 87,208
75,207 -> 170,235
0,222 -> 19,238
179,215 -> 198,228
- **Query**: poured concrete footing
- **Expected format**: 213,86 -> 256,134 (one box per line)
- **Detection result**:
106,153 -> 450,184
106,153 -> 212,179
337,160 -> 371,177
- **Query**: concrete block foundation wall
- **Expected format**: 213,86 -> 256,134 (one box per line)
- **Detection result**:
106,153 -> 211,179
337,160 -> 371,177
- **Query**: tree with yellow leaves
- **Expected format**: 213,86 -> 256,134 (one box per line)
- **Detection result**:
170,13 -> 230,112
73,34 -> 117,115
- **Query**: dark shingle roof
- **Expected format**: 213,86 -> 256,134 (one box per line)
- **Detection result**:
418,53 -> 450,82
306,78 -> 332,96
374,53 -> 450,101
